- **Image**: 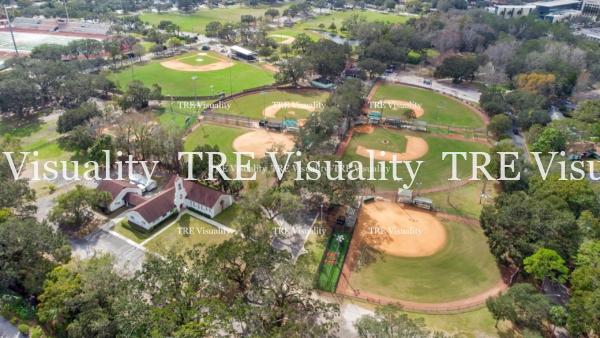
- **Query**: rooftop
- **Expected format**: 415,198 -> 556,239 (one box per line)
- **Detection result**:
532,0 -> 582,7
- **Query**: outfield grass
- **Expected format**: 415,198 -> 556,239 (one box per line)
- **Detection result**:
183,123 -> 248,158
145,214 -> 233,255
343,129 -> 489,190
214,89 -> 330,120
423,181 -> 498,219
347,128 -> 407,154
107,53 -> 274,96
350,221 -> 501,303
153,100 -> 207,128
140,4 -> 293,33
372,84 -> 485,129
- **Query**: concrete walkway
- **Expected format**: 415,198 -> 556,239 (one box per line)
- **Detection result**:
0,316 -> 23,338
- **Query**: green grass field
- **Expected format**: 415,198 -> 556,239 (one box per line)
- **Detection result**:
145,214 -> 233,255
318,231 -> 351,292
107,52 -> 274,96
423,181 -> 498,219
214,89 -> 330,120
183,123 -> 248,157
298,9 -> 410,33
153,100 -> 208,128
140,4 -> 294,33
350,221 -> 501,303
372,84 -> 485,129
343,128 -> 489,190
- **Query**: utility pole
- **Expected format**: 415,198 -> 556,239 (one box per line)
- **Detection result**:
3,5 -> 19,57
63,0 -> 70,23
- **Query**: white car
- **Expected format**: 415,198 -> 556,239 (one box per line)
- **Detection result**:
129,174 -> 157,193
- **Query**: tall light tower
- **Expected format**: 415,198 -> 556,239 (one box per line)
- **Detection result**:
3,5 -> 18,57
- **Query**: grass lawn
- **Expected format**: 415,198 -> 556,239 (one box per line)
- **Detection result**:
213,203 -> 241,229
297,224 -> 329,279
214,89 -> 330,120
113,216 -> 176,244
107,53 -> 274,96
350,221 -> 501,303
298,9 -> 410,33
140,4 -> 294,33
372,84 -> 485,129
423,181 -> 498,219
153,100 -> 207,128
145,214 -> 233,255
343,129 -> 490,190
184,123 -> 248,158
409,308 -> 512,338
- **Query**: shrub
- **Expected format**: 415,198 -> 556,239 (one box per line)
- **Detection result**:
18,324 -> 30,335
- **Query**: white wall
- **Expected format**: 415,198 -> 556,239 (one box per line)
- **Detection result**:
108,187 -> 142,212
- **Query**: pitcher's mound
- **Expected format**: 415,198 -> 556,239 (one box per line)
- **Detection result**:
233,130 -> 295,158
357,200 -> 446,257
356,135 -> 428,161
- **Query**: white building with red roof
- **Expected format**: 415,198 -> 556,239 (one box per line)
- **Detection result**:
100,176 -> 233,231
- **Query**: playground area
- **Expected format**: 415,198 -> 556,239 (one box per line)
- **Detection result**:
232,129 -> 295,159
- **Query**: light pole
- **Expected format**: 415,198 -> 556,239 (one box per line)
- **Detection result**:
192,76 -> 198,113
3,5 -> 19,57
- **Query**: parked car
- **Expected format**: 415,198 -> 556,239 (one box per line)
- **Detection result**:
129,174 -> 157,193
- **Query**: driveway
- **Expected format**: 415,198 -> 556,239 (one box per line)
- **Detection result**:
71,229 -> 146,275
0,316 -> 23,338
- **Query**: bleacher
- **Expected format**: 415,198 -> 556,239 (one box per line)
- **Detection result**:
10,17 -> 109,37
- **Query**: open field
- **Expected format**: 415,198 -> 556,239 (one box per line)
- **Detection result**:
214,88 -> 330,120
343,128 -> 489,190
183,122 -> 248,157
140,4 -> 293,33
145,214 -> 233,255
298,9 -> 410,32
107,52 -> 274,96
348,214 -> 501,303
423,181 -> 499,219
372,83 -> 485,129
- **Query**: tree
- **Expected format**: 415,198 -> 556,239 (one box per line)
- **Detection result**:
119,80 -> 152,110
355,305 -> 430,337
264,8 -> 279,19
0,78 -> 40,117
434,55 -> 480,83
57,103 -> 100,133
30,43 -> 67,60
205,21 -> 222,38
358,58 -> 386,79
480,87 -> 508,117
524,248 -> 569,285
38,256 -> 122,338
257,187 -> 302,221
487,114 -> 512,138
0,217 -> 71,296
275,57 -> 309,86
0,137 -> 37,216
305,39 -> 348,79
567,240 -> 600,336
572,99 -> 600,123
291,33 -> 312,53
327,78 -> 365,118
166,36 -> 184,50
88,135 -> 115,166
48,185 -> 110,230
486,284 -> 551,332
515,72 -> 557,97
530,127 -> 566,153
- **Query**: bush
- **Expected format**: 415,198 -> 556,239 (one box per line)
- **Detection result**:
29,326 -> 43,338
18,324 -> 30,335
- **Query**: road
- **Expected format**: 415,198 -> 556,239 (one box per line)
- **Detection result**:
383,73 -> 481,103
0,316 -> 23,338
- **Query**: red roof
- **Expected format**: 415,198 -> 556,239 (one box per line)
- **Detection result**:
97,180 -> 137,199
125,193 -> 147,207
183,181 -> 226,208
130,187 -> 176,223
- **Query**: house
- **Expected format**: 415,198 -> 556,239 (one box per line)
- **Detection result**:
97,179 -> 142,213
125,176 -> 233,230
